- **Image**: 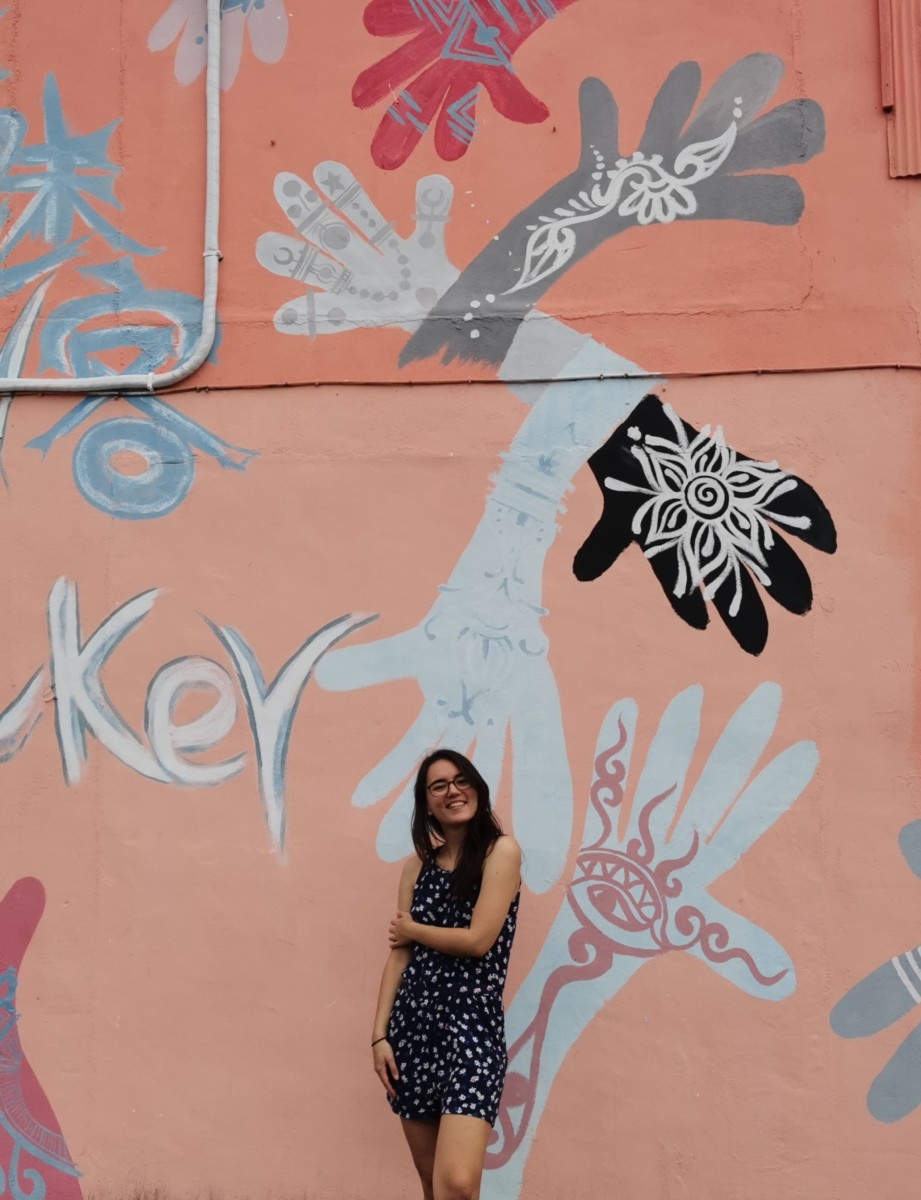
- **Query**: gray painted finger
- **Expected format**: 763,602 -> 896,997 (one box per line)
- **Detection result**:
831,947 -> 921,1037
311,161 -> 399,250
867,1022 -> 921,1123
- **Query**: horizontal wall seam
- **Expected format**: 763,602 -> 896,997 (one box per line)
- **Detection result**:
82,359 -> 921,396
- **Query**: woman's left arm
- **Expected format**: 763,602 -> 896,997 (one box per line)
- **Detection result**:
389,837 -> 521,959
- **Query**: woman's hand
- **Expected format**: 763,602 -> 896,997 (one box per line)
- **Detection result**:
389,910 -> 416,948
372,1038 -> 398,1099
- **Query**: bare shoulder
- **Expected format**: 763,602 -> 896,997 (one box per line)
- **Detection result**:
397,854 -> 424,908
486,835 -> 521,870
400,855 -> 424,885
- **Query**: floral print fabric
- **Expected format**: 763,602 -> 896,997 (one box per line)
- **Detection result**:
387,860 -> 519,1125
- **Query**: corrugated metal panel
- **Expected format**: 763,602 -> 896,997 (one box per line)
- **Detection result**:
884,0 -> 921,176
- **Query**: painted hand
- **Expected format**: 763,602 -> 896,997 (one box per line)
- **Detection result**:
148,0 -> 289,88
573,393 -> 837,655
487,683 -> 817,1186
0,879 -> 83,1200
830,820 -> 921,1123
315,501 -> 570,892
352,0 -> 581,168
256,162 -> 457,337
403,51 -> 826,367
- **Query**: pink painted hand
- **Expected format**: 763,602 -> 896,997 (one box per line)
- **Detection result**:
0,879 -> 83,1200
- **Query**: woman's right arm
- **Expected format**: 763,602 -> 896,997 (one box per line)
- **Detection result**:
371,856 -> 421,1098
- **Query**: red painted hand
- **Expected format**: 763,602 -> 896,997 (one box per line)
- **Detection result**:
352,0 -> 581,168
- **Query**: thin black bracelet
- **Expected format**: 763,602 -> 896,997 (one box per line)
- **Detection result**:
371,1036 -> 387,1047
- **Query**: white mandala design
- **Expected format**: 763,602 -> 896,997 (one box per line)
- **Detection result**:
604,405 -> 812,616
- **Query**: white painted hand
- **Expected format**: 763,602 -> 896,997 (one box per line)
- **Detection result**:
256,163 -> 457,337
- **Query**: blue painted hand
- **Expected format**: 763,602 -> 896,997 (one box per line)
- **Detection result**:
314,499 -> 571,893
487,683 -> 817,1190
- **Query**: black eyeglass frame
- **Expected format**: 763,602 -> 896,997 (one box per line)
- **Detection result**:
426,775 -> 473,796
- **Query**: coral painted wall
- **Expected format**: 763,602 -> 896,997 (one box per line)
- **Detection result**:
1,2 -> 920,1197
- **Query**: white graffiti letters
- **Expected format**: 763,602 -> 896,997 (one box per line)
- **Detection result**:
144,656 -> 246,788
0,671 -> 45,761
213,614 -> 377,852
48,578 -> 171,786
7,578 -> 373,854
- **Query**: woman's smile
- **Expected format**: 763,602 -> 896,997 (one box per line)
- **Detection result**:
426,762 -> 479,823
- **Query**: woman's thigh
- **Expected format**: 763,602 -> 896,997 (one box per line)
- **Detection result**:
432,1113 -> 492,1200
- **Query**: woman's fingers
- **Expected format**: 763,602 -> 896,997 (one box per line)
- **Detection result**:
373,1043 -> 399,1098
375,1060 -> 395,1097
382,1043 -> 400,1098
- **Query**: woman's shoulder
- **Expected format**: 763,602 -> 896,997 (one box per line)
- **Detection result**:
400,854 -> 425,886
485,835 -> 521,867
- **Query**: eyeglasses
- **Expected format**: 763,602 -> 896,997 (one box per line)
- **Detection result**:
427,775 -> 473,797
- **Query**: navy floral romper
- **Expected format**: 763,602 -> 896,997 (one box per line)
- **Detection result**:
387,859 -> 519,1126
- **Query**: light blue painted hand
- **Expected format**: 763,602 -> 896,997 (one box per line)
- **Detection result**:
483,682 -> 817,1199
316,341 -> 651,892
314,495 -> 570,892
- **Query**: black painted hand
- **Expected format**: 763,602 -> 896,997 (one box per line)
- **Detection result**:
572,393 -> 837,655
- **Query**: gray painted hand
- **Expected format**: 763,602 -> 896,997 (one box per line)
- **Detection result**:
830,819 -> 921,1122
403,53 -> 825,367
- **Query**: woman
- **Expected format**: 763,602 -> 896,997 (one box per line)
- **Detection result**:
371,749 -> 522,1200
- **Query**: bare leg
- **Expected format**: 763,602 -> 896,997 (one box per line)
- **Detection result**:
432,1114 -> 492,1200
401,1116 -> 440,1200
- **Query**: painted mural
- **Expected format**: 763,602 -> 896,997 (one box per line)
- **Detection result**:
0,879 -> 81,1200
1,1 -> 919,1198
831,819 -> 921,1124
0,58 -> 255,519
352,0 -> 580,168
574,393 -> 837,654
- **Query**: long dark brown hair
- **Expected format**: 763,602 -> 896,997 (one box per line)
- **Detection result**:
412,748 -> 503,903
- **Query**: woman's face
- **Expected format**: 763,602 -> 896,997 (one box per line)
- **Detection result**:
426,759 -> 479,829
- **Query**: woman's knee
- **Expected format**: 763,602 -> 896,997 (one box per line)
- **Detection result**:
434,1170 -> 479,1200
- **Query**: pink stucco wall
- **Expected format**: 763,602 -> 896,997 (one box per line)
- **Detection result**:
1,2 -> 920,1198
